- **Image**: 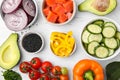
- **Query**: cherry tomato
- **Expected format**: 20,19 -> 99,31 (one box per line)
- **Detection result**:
29,70 -> 40,80
52,66 -> 61,75
19,61 -> 31,73
41,61 -> 53,73
60,75 -> 69,80
61,67 -> 68,75
51,77 -> 59,80
30,57 -> 42,69
40,73 -> 50,80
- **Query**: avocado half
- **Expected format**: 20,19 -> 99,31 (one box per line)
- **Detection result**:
0,33 -> 20,69
78,0 -> 117,16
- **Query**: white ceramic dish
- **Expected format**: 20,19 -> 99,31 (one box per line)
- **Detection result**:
41,0 -> 76,26
81,17 -> 120,60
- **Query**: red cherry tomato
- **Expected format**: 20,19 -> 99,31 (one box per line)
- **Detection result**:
30,57 -> 42,69
29,70 -> 40,80
52,66 -> 61,75
40,73 -> 50,80
51,77 -> 59,80
41,61 -> 53,73
19,61 -> 31,73
60,75 -> 69,80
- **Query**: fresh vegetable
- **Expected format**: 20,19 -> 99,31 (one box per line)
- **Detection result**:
40,73 -> 50,80
22,0 -> 36,17
3,70 -> 22,80
73,59 -> 104,80
52,66 -> 61,75
0,33 -> 20,69
29,70 -> 40,80
2,0 -> 22,13
81,19 -> 120,58
30,57 -> 42,69
4,9 -> 28,31
43,0 -> 74,23
19,57 -> 69,80
60,75 -> 69,80
106,61 -> 120,80
1,0 -> 36,31
61,67 -> 68,75
50,31 -> 75,57
78,0 -> 117,15
41,61 -> 53,73
19,62 -> 31,73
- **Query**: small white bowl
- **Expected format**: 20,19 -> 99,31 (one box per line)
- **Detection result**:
50,32 -> 76,57
0,0 -> 38,31
81,17 -> 120,60
41,0 -> 76,26
20,31 -> 44,54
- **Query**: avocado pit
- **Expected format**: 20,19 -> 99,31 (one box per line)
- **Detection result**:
92,0 -> 110,12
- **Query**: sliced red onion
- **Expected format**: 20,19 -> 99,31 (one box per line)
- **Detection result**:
22,0 -> 36,17
2,0 -> 22,13
4,9 -> 28,31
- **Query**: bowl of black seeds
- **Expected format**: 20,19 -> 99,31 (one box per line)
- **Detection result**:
20,31 -> 44,53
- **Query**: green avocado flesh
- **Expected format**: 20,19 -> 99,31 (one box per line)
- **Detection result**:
0,33 -> 20,69
78,0 -> 117,15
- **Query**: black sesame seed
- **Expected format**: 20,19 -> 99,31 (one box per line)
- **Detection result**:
22,33 -> 42,52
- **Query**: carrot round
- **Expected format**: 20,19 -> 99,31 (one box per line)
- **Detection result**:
73,59 -> 104,80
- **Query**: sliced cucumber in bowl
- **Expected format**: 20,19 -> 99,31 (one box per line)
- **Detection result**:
81,17 -> 120,60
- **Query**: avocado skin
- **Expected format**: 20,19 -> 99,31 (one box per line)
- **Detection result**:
78,0 -> 117,16
0,33 -> 20,69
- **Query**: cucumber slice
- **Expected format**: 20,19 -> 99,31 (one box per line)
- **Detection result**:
95,46 -> 109,58
108,49 -> 114,56
104,38 -> 118,49
82,30 -> 90,43
102,26 -> 116,38
93,19 -> 104,27
104,22 -> 117,30
88,34 -> 102,43
87,41 -> 99,55
87,24 -> 102,34
116,31 -> 120,40
116,39 -> 120,48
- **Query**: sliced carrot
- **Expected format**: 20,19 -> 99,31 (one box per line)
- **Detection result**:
45,0 -> 56,7
55,0 -> 66,4
43,7 -> 50,16
63,0 -> 73,13
47,11 -> 58,23
58,14 -> 68,23
53,4 -> 65,16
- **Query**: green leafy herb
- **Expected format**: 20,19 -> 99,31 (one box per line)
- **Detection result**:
3,70 -> 22,80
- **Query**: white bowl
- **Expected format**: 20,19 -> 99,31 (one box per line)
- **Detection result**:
20,31 -> 44,54
0,0 -> 38,31
81,17 -> 120,60
41,0 -> 76,26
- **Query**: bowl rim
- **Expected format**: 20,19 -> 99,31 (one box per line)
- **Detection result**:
19,31 -> 44,53
40,0 -> 77,26
0,0 -> 38,31
80,17 -> 120,60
